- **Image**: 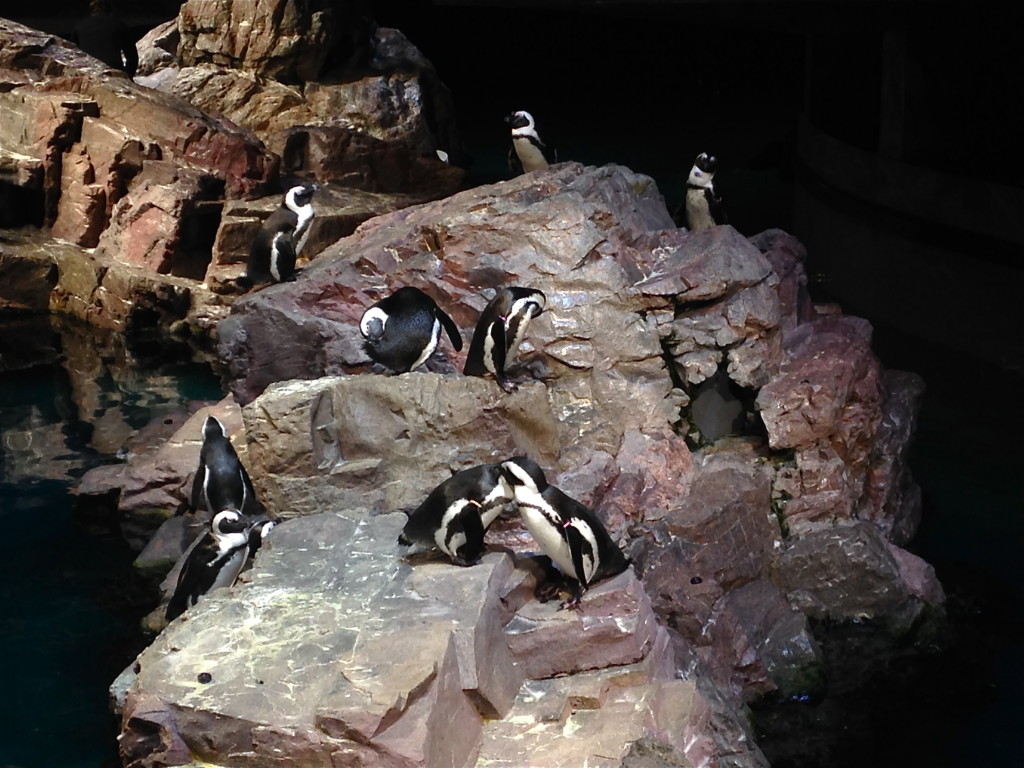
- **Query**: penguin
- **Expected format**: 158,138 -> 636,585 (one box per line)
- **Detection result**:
677,152 -> 727,231
506,110 -> 556,175
398,461 -> 519,566
464,287 -> 546,392
499,457 -> 629,610
239,183 -> 319,288
165,509 -> 251,621
359,286 -> 463,373
246,518 -> 276,562
188,415 -> 260,517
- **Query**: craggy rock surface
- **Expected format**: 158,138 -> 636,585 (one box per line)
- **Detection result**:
90,161 -> 943,766
120,513 -> 715,768
140,1 -> 465,189
1,7 -> 462,342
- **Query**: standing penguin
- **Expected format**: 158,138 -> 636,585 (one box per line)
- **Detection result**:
165,509 -> 251,621
506,110 -> 557,175
499,458 -> 629,609
359,286 -> 463,373
240,183 -> 319,288
464,287 -> 546,392
189,415 -> 260,517
399,461 -> 519,566
677,152 -> 727,231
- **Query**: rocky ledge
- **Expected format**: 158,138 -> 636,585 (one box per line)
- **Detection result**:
77,159 -> 942,767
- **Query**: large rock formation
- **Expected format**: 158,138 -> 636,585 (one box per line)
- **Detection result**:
0,4 -> 464,344
88,159 -> 942,766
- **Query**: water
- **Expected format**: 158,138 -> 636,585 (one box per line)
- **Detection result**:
0,316 -> 224,768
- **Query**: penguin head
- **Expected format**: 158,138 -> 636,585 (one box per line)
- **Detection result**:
506,110 -> 535,132
284,183 -> 319,211
203,415 -> 228,442
359,306 -> 389,342
211,509 -> 248,536
499,456 -> 548,492
688,153 -> 718,187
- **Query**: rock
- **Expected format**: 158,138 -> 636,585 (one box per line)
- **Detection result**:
748,228 -> 813,339
502,569 -> 663,679
134,19 -> 179,78
0,245 -> 57,312
177,0 -> 335,84
77,397 -> 250,553
241,374 -> 561,517
772,521 -> 936,631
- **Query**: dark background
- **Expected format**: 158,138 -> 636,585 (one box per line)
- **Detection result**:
3,2 -> 1021,767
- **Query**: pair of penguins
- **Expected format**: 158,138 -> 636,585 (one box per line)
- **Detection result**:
169,418 -> 627,615
165,416 -> 273,622
400,456 -> 629,610
507,109 -> 726,230
360,284 -> 546,392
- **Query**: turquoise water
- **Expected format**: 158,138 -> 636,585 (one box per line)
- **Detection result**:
0,318 -> 224,768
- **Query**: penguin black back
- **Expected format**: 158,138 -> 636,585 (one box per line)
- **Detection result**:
241,183 -> 318,288
464,287 -> 546,391
399,462 -> 514,566
166,509 -> 251,621
359,286 -> 463,373
190,415 -> 260,516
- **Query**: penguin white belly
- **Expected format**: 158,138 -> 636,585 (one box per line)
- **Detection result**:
409,318 -> 441,372
513,137 -> 549,173
515,491 -> 576,577
686,188 -> 716,231
505,298 -> 536,354
208,546 -> 248,594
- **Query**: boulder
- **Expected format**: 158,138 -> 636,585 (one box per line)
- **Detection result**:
119,511 -> 716,768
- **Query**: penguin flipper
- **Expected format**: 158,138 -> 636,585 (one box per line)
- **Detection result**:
188,464 -> 205,513
706,188 -> 728,226
463,316 -> 491,376
563,522 -> 591,593
435,306 -> 463,352
508,146 -> 523,175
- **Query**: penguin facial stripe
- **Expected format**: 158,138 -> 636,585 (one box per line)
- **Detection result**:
409,318 -> 441,372
501,460 -> 539,491
359,307 -> 389,339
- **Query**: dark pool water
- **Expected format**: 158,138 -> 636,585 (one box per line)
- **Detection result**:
0,319 -> 224,768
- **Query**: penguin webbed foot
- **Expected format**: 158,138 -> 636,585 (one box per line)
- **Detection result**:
496,374 -> 518,393
560,586 -> 585,611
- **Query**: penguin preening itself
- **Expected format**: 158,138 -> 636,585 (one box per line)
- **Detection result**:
498,458 -> 629,610
165,509 -> 252,622
359,286 -> 463,373
464,287 -> 546,392
398,461 -> 523,566
677,152 -> 727,231
240,183 -> 319,288
188,415 -> 260,517
506,110 -> 556,175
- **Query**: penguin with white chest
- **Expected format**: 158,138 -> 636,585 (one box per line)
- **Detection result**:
359,286 -> 463,373
240,183 -> 318,288
506,110 -> 556,175
464,287 -> 546,392
678,152 -> 727,231
499,458 -> 629,609
165,509 -> 252,621
398,460 -> 523,566
188,415 -> 260,517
